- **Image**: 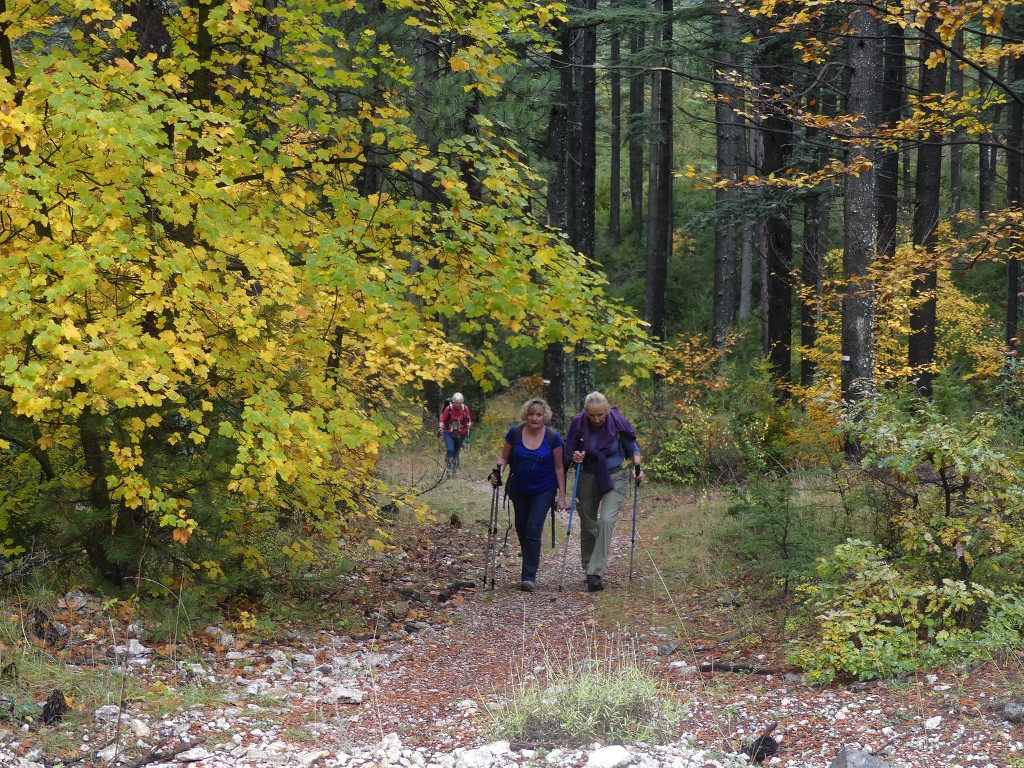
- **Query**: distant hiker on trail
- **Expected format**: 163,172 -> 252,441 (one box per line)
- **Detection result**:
563,391 -> 644,592
439,392 -> 472,476
490,398 -> 567,592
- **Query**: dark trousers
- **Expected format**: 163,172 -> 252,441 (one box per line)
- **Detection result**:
442,431 -> 465,460
507,488 -> 556,582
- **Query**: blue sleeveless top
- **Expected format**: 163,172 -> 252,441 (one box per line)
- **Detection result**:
505,426 -> 563,496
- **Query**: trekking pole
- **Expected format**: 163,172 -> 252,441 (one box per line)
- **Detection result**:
485,465 -> 502,590
628,462 -> 641,582
558,437 -> 585,593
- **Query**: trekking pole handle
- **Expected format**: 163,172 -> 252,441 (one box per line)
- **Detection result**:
572,436 -> 585,465
489,464 -> 503,487
634,462 -> 642,481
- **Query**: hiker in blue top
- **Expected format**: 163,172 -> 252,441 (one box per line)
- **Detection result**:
563,391 -> 645,592
490,398 -> 567,592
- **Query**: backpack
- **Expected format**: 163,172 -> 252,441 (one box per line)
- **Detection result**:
443,402 -> 468,423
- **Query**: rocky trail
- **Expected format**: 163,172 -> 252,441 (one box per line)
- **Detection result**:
2,475 -> 1023,768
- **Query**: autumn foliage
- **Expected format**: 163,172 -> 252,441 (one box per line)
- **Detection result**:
0,0 -> 651,588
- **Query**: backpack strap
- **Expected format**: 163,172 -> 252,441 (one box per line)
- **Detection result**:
509,424 -> 557,476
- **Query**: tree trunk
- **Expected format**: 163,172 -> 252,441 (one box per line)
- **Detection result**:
877,22 -> 904,262
1006,54 -> 1024,351
800,88 -> 832,388
949,30 -> 964,216
711,9 -> 743,349
629,26 -> 645,240
757,42 -> 794,393
979,55 -> 1001,220
801,186 -> 829,387
645,0 -> 672,343
908,17 -> 946,398
575,7 -> 597,261
609,29 -> 621,247
127,0 -> 172,59
544,2 -> 597,422
543,18 -> 575,425
77,406 -> 123,585
841,5 -> 880,409
740,126 -> 759,321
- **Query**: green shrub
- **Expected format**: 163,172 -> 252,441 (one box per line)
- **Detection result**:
725,471 -> 836,595
849,396 -> 1024,587
646,410 -> 741,486
790,540 -> 1000,683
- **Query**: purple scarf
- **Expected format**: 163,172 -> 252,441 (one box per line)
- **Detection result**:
564,407 -> 637,494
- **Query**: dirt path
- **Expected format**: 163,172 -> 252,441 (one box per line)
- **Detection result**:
2,474 -> 1022,767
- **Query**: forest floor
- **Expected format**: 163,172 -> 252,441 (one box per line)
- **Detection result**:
2,464 -> 1024,767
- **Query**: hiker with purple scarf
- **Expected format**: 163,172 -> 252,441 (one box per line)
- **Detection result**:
563,391 -> 645,592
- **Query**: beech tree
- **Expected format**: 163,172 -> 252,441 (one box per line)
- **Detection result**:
0,0 -> 652,587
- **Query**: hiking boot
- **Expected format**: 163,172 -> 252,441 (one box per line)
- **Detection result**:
586,575 -> 604,592
520,580 -> 536,593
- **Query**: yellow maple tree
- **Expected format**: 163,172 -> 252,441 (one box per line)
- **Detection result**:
0,0 -> 652,588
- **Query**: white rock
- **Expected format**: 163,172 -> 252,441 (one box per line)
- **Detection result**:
668,663 -> 699,675
374,733 -> 404,763
129,718 -> 151,738
453,742 -> 509,768
586,745 -> 632,768
324,685 -> 364,704
178,747 -> 213,761
60,590 -> 89,611
97,744 -> 122,762
924,716 -> 943,730
128,638 -> 151,655
94,705 -> 122,722
297,749 -> 331,766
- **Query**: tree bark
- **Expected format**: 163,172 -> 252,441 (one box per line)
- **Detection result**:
841,5 -> 880,409
877,22 -> 904,262
609,29 -> 622,247
544,2 -> 597,422
629,26 -> 645,240
645,0 -> 672,343
908,16 -> 946,397
949,30 -> 964,216
979,53 -> 1001,220
757,42 -> 794,393
711,9 -> 743,349
1006,53 -> 1024,351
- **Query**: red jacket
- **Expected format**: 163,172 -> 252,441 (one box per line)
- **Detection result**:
440,404 -> 472,436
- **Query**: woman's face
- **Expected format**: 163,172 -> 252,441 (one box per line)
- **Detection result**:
526,407 -> 546,426
586,407 -> 608,429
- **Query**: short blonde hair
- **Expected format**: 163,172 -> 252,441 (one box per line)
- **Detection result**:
519,397 -> 552,423
583,391 -> 609,415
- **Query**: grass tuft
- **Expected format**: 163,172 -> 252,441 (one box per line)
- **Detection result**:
490,638 -> 684,748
